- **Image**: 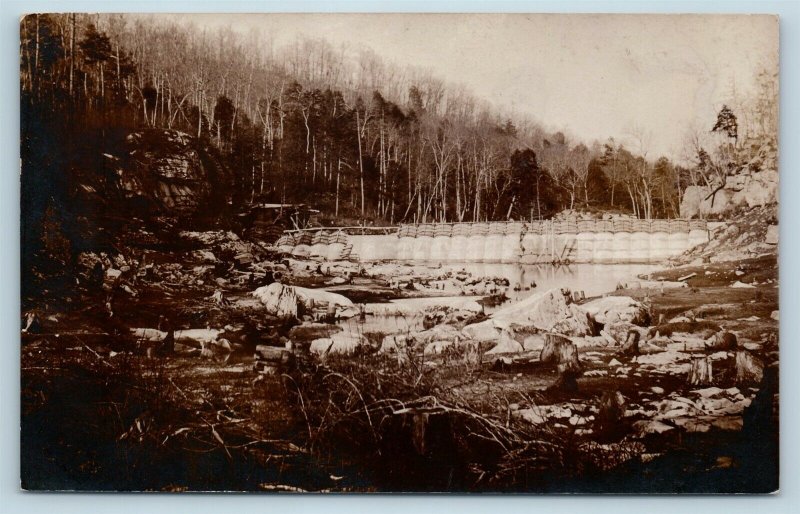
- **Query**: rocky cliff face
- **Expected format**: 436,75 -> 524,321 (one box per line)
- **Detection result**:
679,141 -> 778,219
115,129 -> 234,221
680,169 -> 778,219
59,128 -> 236,254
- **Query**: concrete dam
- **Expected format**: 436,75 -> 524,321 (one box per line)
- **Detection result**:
274,219 -> 710,264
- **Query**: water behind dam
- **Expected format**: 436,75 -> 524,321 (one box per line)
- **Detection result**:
440,262 -> 661,302
340,262 -> 660,336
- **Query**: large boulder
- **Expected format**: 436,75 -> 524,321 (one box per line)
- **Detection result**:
310,331 -> 368,356
551,304 -> 595,335
461,318 -> 512,342
253,283 -> 357,319
679,186 -> 704,219
463,288 -> 593,339
581,296 -> 649,326
680,186 -> 733,219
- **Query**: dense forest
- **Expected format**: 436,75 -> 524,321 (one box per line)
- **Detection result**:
21,14 -> 777,236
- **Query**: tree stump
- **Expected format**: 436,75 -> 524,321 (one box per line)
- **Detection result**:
688,356 -> 714,385
550,368 -> 580,392
596,390 -> 627,441
154,316 -> 174,356
540,334 -> 581,373
620,330 -> 640,356
541,334 -> 582,392
735,350 -> 764,384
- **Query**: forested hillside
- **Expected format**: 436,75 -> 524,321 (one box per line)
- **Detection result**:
21,14 -> 776,249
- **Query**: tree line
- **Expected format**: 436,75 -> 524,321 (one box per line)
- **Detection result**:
21,14 -> 774,229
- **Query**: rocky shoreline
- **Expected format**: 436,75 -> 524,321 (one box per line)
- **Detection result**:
21,208 -> 779,492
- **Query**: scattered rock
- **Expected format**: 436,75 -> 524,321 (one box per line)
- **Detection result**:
514,405 -> 573,425
635,351 -> 691,366
521,333 -> 546,351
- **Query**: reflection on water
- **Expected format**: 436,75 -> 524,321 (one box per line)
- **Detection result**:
440,262 -> 661,302
340,263 -> 661,336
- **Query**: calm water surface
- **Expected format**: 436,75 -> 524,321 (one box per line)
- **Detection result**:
340,263 -> 662,336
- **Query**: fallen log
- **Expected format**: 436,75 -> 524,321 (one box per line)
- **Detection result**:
255,344 -> 294,362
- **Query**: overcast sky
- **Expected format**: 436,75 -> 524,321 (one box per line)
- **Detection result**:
167,13 -> 778,161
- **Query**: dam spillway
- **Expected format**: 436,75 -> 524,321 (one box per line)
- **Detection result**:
274,219 -> 710,264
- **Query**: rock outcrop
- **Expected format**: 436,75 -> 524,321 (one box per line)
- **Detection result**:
680,169 -> 778,219
462,288 -> 593,340
117,129 -> 234,221
680,186 -> 732,219
253,283 -> 357,320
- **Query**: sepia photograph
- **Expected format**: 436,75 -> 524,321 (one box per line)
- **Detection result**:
19,12 -> 780,493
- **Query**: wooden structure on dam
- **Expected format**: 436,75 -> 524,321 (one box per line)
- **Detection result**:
273,219 -> 710,264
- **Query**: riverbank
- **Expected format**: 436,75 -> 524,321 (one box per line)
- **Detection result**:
20,219 -> 779,492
